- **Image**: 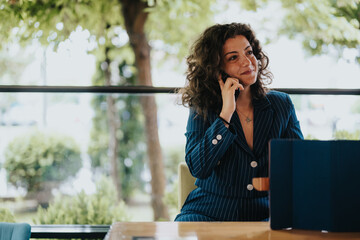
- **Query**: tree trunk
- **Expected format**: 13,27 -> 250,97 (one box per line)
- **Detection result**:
120,0 -> 169,220
27,181 -> 59,208
104,47 -> 122,201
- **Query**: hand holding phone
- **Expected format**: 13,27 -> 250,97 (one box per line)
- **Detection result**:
218,71 -> 243,124
220,71 -> 240,100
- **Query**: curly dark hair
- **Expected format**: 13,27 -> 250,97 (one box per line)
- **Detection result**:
180,22 -> 273,119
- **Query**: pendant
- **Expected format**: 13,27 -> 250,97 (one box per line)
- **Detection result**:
245,117 -> 252,123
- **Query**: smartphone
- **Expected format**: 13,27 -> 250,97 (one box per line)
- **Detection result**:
220,71 -> 240,99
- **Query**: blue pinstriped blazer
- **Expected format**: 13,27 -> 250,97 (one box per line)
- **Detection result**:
185,90 -> 303,198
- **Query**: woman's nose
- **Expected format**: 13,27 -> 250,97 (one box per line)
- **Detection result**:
240,56 -> 251,67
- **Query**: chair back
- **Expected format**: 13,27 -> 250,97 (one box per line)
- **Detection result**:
0,222 -> 31,240
178,162 -> 197,210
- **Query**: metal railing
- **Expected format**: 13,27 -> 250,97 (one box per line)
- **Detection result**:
3,85 -> 360,238
1,85 -> 360,95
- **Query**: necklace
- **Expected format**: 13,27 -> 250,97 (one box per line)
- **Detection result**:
237,110 -> 252,123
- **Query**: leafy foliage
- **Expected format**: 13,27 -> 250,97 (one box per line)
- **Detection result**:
3,0 -> 360,222
0,46 -> 33,84
146,0 -> 217,59
4,130 -> 82,193
304,134 -> 318,140
0,208 -> 16,222
0,1 -> 220,205
0,0 -> 123,49
34,176 -> 130,225
0,0 -> 220,63
237,0 -> 269,11
333,129 -> 360,140
279,0 -> 360,63
224,0 -> 360,63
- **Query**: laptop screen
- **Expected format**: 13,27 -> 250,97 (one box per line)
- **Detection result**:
269,139 -> 360,232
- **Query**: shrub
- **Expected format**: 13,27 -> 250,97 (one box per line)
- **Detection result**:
34,176 -> 130,225
0,208 -> 16,222
4,131 -> 82,193
333,130 -> 360,140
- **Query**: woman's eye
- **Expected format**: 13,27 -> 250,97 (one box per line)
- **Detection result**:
247,50 -> 253,55
229,55 -> 237,61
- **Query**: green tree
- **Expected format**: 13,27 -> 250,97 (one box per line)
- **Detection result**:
118,0 -> 216,220
0,0 -> 217,220
4,0 -> 357,220
281,0 -> 360,63
88,61 -> 146,202
240,0 -> 360,63
4,131 -> 82,206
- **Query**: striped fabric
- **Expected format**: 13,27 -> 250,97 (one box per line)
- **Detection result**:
175,91 -> 303,221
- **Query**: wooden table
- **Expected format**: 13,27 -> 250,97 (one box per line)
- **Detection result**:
105,222 -> 360,240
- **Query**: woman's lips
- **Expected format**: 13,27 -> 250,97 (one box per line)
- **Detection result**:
241,70 -> 253,75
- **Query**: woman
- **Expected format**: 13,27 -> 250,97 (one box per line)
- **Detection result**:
175,23 -> 303,221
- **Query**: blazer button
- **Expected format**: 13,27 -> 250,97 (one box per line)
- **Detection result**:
247,184 -> 254,191
216,134 -> 222,140
212,139 -> 218,145
250,161 -> 258,168
217,161 -> 220,166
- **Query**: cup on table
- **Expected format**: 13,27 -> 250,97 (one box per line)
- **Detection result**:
252,177 -> 269,191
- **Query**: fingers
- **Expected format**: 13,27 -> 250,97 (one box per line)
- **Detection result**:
227,77 -> 244,91
218,74 -> 242,118
236,82 -> 244,91
218,75 -> 225,90
218,74 -> 244,92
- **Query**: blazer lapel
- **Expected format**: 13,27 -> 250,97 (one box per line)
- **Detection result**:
253,95 -> 273,157
232,112 -> 255,157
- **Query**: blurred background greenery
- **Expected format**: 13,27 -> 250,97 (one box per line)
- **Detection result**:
0,0 -> 359,226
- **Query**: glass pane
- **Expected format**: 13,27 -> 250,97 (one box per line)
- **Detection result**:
1,92 -> 359,224
0,92 -> 187,223
4,40 -> 360,88
290,94 -> 360,140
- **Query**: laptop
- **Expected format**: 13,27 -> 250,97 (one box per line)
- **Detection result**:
269,139 -> 360,232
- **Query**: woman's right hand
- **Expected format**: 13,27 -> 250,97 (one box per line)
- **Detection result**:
218,75 -> 244,122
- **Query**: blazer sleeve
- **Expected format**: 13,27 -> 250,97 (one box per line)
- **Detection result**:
282,94 -> 304,139
184,109 -> 236,179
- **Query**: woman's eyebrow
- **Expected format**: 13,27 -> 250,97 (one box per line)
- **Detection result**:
224,45 -> 252,57
224,51 -> 237,57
